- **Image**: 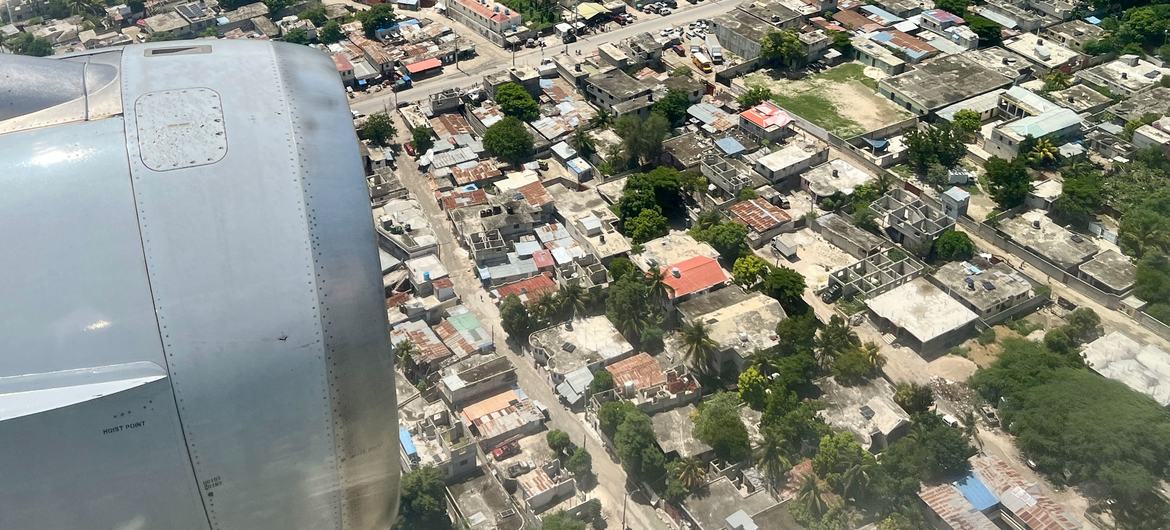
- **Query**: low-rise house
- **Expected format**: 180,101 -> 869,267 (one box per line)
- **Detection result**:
870,189 -> 955,253
1077,249 -> 1137,296
866,278 -> 979,355
405,254 -> 451,297
702,155 -> 762,202
964,455 -> 1083,530
393,319 -> 456,380
752,135 -> 829,187
373,197 -> 440,259
662,132 -> 715,170
878,53 -> 1013,116
583,69 -> 653,117
1041,19 -> 1105,52
1003,33 -> 1083,74
1076,55 -> 1170,97
971,1 -> 1053,32
739,101 -> 793,143
998,212 -> 1098,271
448,472 -> 524,530
869,30 -> 937,63
662,256 -> 733,305
675,285 -> 785,372
875,0 -> 922,17
479,253 -> 541,286
493,273 -> 559,305
818,377 -> 911,452
680,472 -> 779,530
728,197 -> 794,248
650,404 -> 714,460
828,252 -> 924,300
460,389 -> 546,450
435,305 -> 494,357
801,159 -> 875,202
546,184 -> 631,261
931,260 -> 1036,319
1027,179 -> 1063,212
529,316 -> 636,407
1082,331 -> 1170,408
853,36 -> 908,76
401,405 -> 478,482
439,353 -> 517,407
603,354 -> 701,414
711,9 -> 773,61
1132,116 -> 1170,156
447,0 -> 523,47
813,213 -> 887,259
517,461 -> 576,513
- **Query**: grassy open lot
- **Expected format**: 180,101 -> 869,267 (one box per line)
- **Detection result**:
743,62 -> 912,138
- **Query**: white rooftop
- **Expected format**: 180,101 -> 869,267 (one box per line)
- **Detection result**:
867,278 -> 978,343
1082,331 -> 1170,407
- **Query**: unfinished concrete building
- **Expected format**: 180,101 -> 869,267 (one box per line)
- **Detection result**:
828,252 -> 925,299
870,189 -> 954,252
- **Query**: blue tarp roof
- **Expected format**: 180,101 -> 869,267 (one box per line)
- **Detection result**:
399,427 -> 417,456
715,137 -> 745,156
955,475 -> 998,511
1084,16 -> 1101,25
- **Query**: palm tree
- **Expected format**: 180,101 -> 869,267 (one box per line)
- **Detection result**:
748,349 -> 781,376
570,129 -> 596,160
814,315 -> 859,370
679,320 -> 718,374
68,0 -> 103,16
674,457 -> 708,491
841,459 -> 876,501
590,108 -> 613,128
534,294 -> 561,325
559,281 -> 586,322
861,342 -> 885,373
754,430 -> 792,491
614,308 -> 651,344
797,473 -> 830,518
1028,138 -> 1059,167
644,267 -> 675,305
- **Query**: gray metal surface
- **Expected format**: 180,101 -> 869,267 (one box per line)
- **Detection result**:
0,40 -> 398,530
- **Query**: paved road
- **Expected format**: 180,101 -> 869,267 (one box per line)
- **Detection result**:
386,117 -> 672,530
351,0 -> 743,114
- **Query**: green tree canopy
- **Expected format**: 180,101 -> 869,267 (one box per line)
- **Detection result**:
412,127 -> 435,153
626,208 -> 669,244
359,112 -> 397,147
694,393 -> 752,463
615,114 -> 670,167
500,294 -> 536,339
6,32 -> 53,56
547,429 -> 571,455
614,407 -> 667,483
483,116 -> 534,165
951,109 -> 982,141
738,366 -> 769,410
299,5 -> 327,25
357,4 -> 396,38
566,447 -> 593,478
396,466 -> 451,529
761,266 -> 808,314
1120,190 -> 1170,259
893,383 -> 934,415
738,85 -> 774,108
1051,164 -> 1103,229
691,219 -> 749,261
319,20 -> 344,44
589,369 -> 615,396
541,511 -> 587,530
967,15 -> 1003,46
906,123 -> 967,176
652,89 -> 691,127
732,255 -> 770,288
985,156 -> 1029,209
933,230 -> 975,262
495,82 -> 540,121
760,30 -> 807,70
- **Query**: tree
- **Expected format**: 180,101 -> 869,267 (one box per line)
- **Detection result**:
933,230 -> 975,262
952,109 -> 982,142
547,429 -> 572,455
541,512 -> 587,530
626,208 -> 669,244
894,383 -> 934,415
775,312 -> 820,357
694,393 -> 751,462
679,320 -> 719,374
933,0 -> 968,15
299,6 -> 327,24
606,275 -> 660,346
589,369 -> 615,395
566,447 -> 593,478
412,127 -> 435,153
738,85 -> 774,108
761,266 -> 807,314
483,116 -> 534,165
691,220 -> 749,261
570,128 -> 595,160
670,65 -> 692,77
652,89 -> 691,127
359,112 -> 397,147
1064,307 -> 1101,343
319,20 -> 344,43
614,114 -> 670,167
796,473 -> 831,518
1042,70 -> 1071,92
760,30 -> 807,70
732,255 -> 770,288
738,366 -> 770,410
609,257 -> 637,282
832,344 -> 881,385
495,82 -> 540,122
357,4 -> 396,39
814,432 -> 876,498
614,408 -> 666,483
500,294 -> 535,339
5,33 -> 53,57
815,315 -> 860,370
597,400 -> 638,438
1136,253 -> 1170,323
1119,190 -> 1170,259
671,457 -> 708,491
967,15 -> 1003,47
905,124 -> 967,175
1051,164 -> 1103,229
754,426 -> 793,490
396,466 -> 450,530
984,156 -> 1029,209
1027,138 -> 1059,168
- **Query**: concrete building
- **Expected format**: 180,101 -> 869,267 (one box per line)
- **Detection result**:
1077,249 -> 1137,296
1041,19 -> 1105,52
867,278 -> 979,355
529,316 -> 636,405
400,406 -> 478,482
439,353 -> 517,407
729,197 -> 794,248
818,376 -> 911,453
546,183 -> 631,261
1003,33 -> 1083,74
663,132 -> 715,170
985,107 -> 1082,160
681,473 -> 779,530
518,461 -> 577,513
802,159 -> 876,202
392,319 -> 455,380
448,472 -> 524,530
373,197 -> 440,260
828,252 -> 924,300
972,1 -> 1054,32
752,135 -> 829,187
702,155 -> 762,201
1107,86 -> 1170,123
853,36 -> 907,76
651,405 -> 714,460
447,0 -> 523,47
405,253 -> 450,296
460,389 -> 546,450
676,285 -> 786,372
999,212 -> 1098,271
1047,84 -> 1111,114
870,189 -> 955,252
932,260 -> 1035,319
634,231 -> 722,272
1076,55 -> 1170,96
661,256 -> 734,304
813,212 -> 887,259
1082,332 -> 1170,408
739,101 -> 793,143
869,30 -> 938,63
1132,116 -> 1170,156
434,305 -> 494,357
879,53 -> 1013,115
583,69 -> 653,117
711,9 -> 773,60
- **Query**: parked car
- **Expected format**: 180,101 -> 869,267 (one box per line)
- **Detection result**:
673,44 -> 685,56
820,282 -> 842,303
659,8 -> 672,14
492,441 -> 520,461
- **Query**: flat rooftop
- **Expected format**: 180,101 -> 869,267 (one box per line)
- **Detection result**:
1004,33 -> 1080,69
449,472 -> 524,530
683,475 -> 778,530
586,68 -> 650,99
1107,87 -> 1170,122
756,137 -> 826,172
933,261 -> 1034,314
713,9 -> 772,47
634,231 -> 720,272
1082,331 -> 1170,407
1077,55 -> 1170,94
867,278 -> 977,344
651,404 -> 713,459
818,376 -> 910,452
677,286 -> 784,354
1078,249 -> 1136,293
882,53 -> 1012,111
999,211 -> 1098,270
530,316 -> 634,375
803,159 -> 875,198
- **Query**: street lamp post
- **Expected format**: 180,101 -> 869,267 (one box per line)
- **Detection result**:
621,487 -> 641,530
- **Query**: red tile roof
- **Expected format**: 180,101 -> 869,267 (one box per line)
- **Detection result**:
606,353 -> 666,391
729,198 -> 792,234
663,256 -> 731,299
740,101 -> 792,131
495,273 -> 558,305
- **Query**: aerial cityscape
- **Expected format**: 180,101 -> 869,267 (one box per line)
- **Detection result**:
3,0 -> 1170,529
